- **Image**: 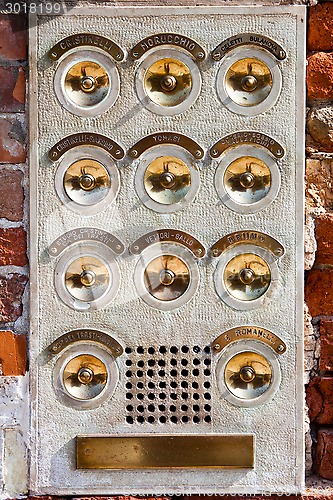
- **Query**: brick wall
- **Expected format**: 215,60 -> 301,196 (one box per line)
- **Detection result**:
1,2 -> 333,499
306,1 -> 333,485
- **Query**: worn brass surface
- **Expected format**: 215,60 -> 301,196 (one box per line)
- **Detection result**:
49,134 -> 125,161
144,57 -> 192,107
224,253 -> 271,301
129,229 -> 205,258
76,434 -> 254,469
211,33 -> 286,61
49,329 -> 123,357
64,61 -> 110,107
225,351 -> 272,399
212,326 -> 286,354
48,33 -> 125,62
144,156 -> 191,204
144,254 -> 190,301
65,256 -> 109,302
129,132 -> 204,159
210,132 -> 284,159
48,228 -> 125,257
210,231 -> 284,258
224,156 -> 271,205
225,57 -> 272,107
63,159 -> 111,205
63,354 -> 108,400
130,33 -> 206,62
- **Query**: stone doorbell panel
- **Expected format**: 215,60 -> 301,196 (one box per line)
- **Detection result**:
29,5 -> 305,496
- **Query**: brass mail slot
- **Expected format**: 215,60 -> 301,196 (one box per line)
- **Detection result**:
76,435 -> 254,469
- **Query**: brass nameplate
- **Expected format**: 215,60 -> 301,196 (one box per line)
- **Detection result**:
48,33 -> 125,62
49,133 -> 125,161
49,330 -> 123,357
212,33 -> 286,61
211,231 -> 285,258
76,435 -> 254,469
130,33 -> 206,62
130,229 -> 206,258
210,132 -> 284,159
48,228 -> 125,257
129,132 -> 204,160
212,326 -> 286,355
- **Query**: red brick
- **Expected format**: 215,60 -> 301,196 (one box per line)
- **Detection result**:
306,377 -> 333,424
308,3 -> 333,52
319,320 -> 333,371
0,273 -> 27,323
0,117 -> 26,163
0,169 -> 23,221
0,14 -> 26,60
306,268 -> 333,317
314,428 -> 333,481
0,66 -> 25,112
307,52 -> 333,99
314,213 -> 333,265
0,227 -> 27,266
0,330 -> 26,375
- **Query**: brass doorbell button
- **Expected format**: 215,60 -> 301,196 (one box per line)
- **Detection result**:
214,248 -> 278,310
63,354 -> 107,399
143,254 -> 191,302
133,236 -> 201,311
53,342 -> 120,409
213,34 -> 284,116
224,351 -> 273,399
134,47 -> 202,116
212,231 -> 284,311
54,242 -> 121,311
215,340 -> 281,407
223,253 -> 271,302
214,144 -> 280,214
134,146 -> 200,213
53,49 -> 120,117
64,255 -> 109,302
54,145 -> 120,215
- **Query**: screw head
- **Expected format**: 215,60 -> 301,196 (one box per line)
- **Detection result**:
214,343 -> 220,351
131,150 -> 138,158
212,52 -> 221,61
197,51 -> 205,60
195,150 -> 202,158
277,344 -> 285,352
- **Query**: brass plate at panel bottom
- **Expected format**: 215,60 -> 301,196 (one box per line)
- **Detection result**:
76,435 -> 254,469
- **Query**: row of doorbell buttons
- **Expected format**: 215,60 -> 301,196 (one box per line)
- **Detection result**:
53,336 -> 282,411
51,36 -> 284,117
54,239 -> 282,313
54,142 -> 282,215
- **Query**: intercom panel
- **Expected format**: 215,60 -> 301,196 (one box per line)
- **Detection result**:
29,4 -> 305,495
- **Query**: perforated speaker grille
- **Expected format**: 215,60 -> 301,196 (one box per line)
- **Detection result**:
124,345 -> 212,425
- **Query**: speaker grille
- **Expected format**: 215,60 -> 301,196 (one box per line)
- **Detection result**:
124,345 -> 212,425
